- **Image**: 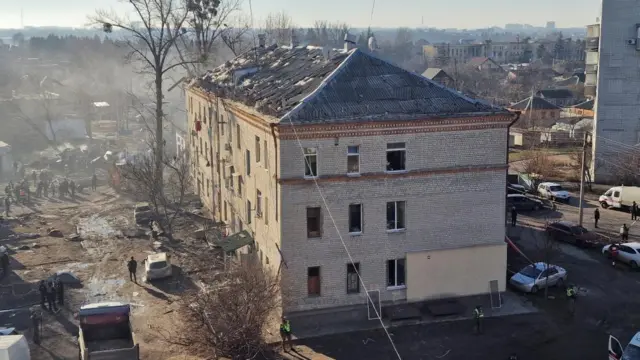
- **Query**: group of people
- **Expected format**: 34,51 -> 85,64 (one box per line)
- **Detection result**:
4,180 -> 31,206
38,276 -> 64,313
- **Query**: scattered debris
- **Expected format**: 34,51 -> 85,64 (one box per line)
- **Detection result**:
18,245 -> 29,250
47,228 -> 63,237
67,234 -> 82,242
31,243 -> 41,249
18,233 -> 40,240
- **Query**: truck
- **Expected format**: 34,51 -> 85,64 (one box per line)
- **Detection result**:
77,302 -> 139,360
598,186 -> 640,211
0,334 -> 30,360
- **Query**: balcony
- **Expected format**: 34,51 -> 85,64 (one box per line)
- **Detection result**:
586,37 -> 599,51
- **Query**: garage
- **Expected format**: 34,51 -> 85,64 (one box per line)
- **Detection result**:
406,244 -> 507,302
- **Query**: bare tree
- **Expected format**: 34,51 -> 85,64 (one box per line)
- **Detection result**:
156,259 -> 281,359
91,0 -> 194,186
263,11 -> 294,46
220,14 -> 252,56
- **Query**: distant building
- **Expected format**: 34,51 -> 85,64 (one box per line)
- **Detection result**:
421,68 -> 455,88
535,89 -> 577,107
546,21 -> 556,30
467,57 -> 504,72
508,96 -> 562,128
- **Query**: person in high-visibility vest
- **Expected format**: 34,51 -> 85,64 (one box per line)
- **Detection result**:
279,316 -> 292,351
473,305 -> 484,334
566,284 -> 578,315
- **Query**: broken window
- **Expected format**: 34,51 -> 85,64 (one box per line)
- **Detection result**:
387,259 -> 406,288
304,148 -> 317,177
347,146 -> 360,174
386,142 -> 406,172
307,267 -> 321,296
386,201 -> 406,231
255,136 -> 261,163
224,201 -> 228,221
347,263 -> 360,294
348,204 -> 362,234
306,207 -> 322,238
247,200 -> 252,224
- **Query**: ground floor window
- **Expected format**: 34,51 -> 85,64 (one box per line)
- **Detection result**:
308,266 -> 321,296
387,259 -> 406,288
347,263 -> 360,294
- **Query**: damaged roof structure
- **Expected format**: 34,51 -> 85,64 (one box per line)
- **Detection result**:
193,45 -> 509,124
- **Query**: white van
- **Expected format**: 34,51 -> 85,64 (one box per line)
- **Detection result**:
609,332 -> 640,360
599,186 -> 640,210
0,334 -> 31,360
144,253 -> 172,282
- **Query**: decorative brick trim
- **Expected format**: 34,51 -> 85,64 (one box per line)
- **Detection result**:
278,165 -> 508,185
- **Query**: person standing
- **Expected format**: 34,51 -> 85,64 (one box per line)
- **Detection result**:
621,224 -> 630,241
30,309 -> 41,345
633,202 -> 638,221
594,208 -> 600,229
4,196 -> 9,217
46,280 -> 57,313
566,283 -> 578,316
610,243 -> 620,267
279,316 -> 293,351
92,173 -> 97,191
31,171 -> 37,187
55,276 -> 64,306
510,206 -> 517,227
473,305 -> 484,334
127,257 -> 138,283
38,281 -> 47,311
0,251 -> 9,278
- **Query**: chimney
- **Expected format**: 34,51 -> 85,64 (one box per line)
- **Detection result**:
344,32 -> 357,51
290,29 -> 299,48
258,33 -> 266,48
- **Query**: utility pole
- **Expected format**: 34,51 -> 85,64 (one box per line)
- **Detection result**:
578,131 -> 589,226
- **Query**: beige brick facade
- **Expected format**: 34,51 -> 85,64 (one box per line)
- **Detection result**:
187,87 -> 511,313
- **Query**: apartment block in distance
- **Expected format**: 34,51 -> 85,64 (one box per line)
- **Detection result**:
186,36 -> 516,315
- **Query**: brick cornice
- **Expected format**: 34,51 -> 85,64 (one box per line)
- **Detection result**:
278,165 -> 507,185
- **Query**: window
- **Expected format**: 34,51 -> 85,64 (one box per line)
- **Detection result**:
307,267 -> 321,296
347,146 -> 360,174
236,124 -> 241,149
199,137 -> 203,155
266,256 -> 270,264
206,180 -> 210,197
386,201 -> 406,231
246,150 -> 251,176
229,166 -> 234,189
387,259 -> 406,288
306,207 -> 322,238
386,142 -> 406,172
264,140 -> 269,170
238,176 -> 242,195
247,200 -> 252,224
220,114 -> 225,136
224,201 -> 228,221
255,136 -> 261,163
304,148 -> 317,177
347,263 -> 360,294
256,190 -> 262,217
265,197 -> 269,225
204,142 -> 208,159
348,204 -> 363,234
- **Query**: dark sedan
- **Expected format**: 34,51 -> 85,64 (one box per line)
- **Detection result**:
545,220 -> 602,247
507,194 -> 543,211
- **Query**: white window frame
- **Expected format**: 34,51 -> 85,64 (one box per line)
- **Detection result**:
386,142 -> 407,173
348,203 -> 363,235
347,145 -> 360,176
303,148 -> 318,178
386,201 -> 406,232
387,258 -> 406,290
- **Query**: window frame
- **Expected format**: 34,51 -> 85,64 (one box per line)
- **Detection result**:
236,124 -> 241,149
348,203 -> 363,235
347,145 -> 360,175
247,200 -> 252,224
307,266 -> 321,296
246,149 -> 251,176
256,190 -> 263,217
255,136 -> 261,163
303,147 -> 318,178
306,207 -> 322,238
387,258 -> 406,289
386,142 -> 407,173
386,201 -> 406,232
346,263 -> 360,294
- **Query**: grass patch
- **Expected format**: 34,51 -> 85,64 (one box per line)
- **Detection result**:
509,147 -> 580,163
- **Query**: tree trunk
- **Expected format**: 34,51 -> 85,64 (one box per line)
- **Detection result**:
155,74 -> 164,189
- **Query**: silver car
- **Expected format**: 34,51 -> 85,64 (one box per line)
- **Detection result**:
509,262 -> 567,294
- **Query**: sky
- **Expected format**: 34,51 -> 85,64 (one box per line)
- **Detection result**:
1,0 -> 600,30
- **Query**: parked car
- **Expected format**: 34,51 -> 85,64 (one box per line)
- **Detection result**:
546,220 -> 602,247
507,194 -> 543,211
144,252 -> 172,282
509,262 -> 567,294
609,332 -> 640,360
507,184 -> 526,195
134,202 -> 153,225
537,182 -> 571,203
602,242 -> 640,269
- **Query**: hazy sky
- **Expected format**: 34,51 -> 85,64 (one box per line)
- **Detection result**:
1,0 -> 600,29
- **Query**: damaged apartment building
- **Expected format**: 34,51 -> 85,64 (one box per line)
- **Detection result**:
185,32 -> 517,315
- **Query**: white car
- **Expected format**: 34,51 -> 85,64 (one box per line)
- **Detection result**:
144,252 -> 172,282
509,262 -> 567,294
609,332 -> 640,360
537,182 -> 571,202
602,242 -> 640,269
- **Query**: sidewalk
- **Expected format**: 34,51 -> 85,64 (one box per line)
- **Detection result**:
282,291 -> 537,342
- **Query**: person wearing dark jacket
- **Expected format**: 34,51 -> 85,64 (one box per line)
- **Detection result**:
30,309 -> 41,345
594,208 -> 600,228
633,201 -> 638,221
46,280 -> 57,312
510,206 -> 518,227
38,281 -> 47,310
127,257 -> 138,283
0,252 -> 9,277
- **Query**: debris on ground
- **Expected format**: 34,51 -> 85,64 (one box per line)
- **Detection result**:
47,228 -> 63,237
67,234 -> 82,242
18,233 -> 40,240
18,245 -> 29,250
50,272 -> 82,286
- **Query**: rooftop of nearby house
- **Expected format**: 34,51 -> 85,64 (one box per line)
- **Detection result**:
192,45 -> 508,125
422,67 -> 447,80
536,88 -> 574,99
572,99 -> 594,110
509,96 -> 561,111
468,57 -> 490,67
